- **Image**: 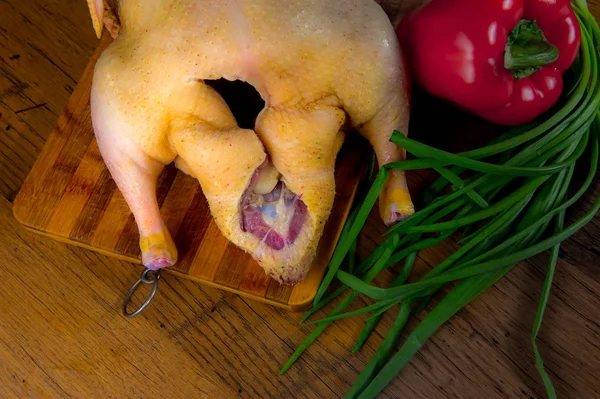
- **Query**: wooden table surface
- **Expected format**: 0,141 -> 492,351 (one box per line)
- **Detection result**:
1,1 -> 599,398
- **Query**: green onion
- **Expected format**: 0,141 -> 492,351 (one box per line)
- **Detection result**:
351,252 -> 417,353
355,265 -> 514,399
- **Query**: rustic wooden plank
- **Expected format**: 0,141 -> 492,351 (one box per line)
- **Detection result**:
0,197 -> 245,399
89,189 -> 131,250
0,338 -> 69,399
0,0 -> 102,203
170,188 -> 213,274
159,172 -> 200,241
46,140 -> 104,237
214,244 -> 253,289
265,279 -> 294,305
0,65 -> 59,144
188,221 -> 231,280
0,102 -> 44,201
11,34 -> 109,226
42,111 -> 93,198
69,167 -> 118,244
0,0 -> 95,115
238,261 -> 273,298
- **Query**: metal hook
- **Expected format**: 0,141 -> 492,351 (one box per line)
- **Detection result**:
122,268 -> 161,318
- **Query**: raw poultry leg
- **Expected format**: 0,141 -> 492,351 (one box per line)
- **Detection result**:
94,123 -> 178,270
357,92 -> 415,224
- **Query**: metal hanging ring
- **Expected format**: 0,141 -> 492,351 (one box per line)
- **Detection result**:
122,268 -> 161,318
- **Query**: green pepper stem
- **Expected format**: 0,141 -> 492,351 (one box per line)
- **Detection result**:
504,19 -> 560,79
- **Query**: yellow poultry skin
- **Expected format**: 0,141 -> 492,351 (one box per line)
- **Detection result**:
87,0 -> 415,284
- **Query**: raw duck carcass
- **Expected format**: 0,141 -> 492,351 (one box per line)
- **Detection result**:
86,0 -> 415,284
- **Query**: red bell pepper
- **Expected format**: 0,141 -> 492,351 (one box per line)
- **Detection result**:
397,0 -> 581,126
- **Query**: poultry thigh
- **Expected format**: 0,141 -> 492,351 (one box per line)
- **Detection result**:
87,0 -> 414,284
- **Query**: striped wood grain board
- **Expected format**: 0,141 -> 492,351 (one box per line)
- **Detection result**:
12,34 -> 368,311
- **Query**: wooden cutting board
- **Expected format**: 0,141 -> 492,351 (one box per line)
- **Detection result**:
12,34 -> 367,311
